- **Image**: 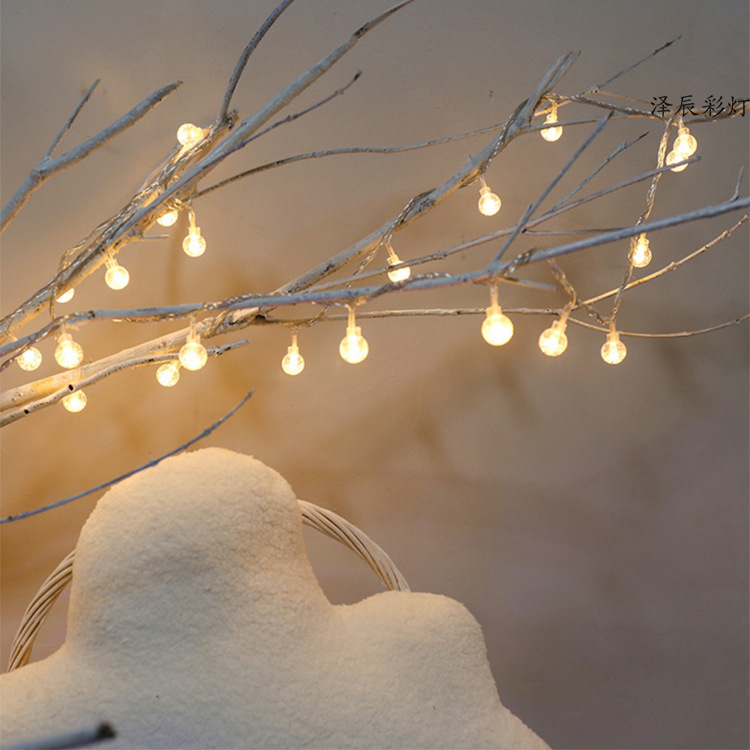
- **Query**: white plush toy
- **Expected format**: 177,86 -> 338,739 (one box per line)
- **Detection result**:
0,448 -> 549,749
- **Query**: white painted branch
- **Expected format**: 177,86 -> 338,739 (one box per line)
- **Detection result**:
0,82 -> 181,233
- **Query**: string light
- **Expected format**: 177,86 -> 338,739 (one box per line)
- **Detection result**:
179,322 -> 208,371
61,390 -> 87,413
666,120 -> 697,173
104,254 -> 130,290
339,306 -> 369,364
540,101 -> 563,142
538,306 -> 571,357
54,332 -> 84,369
176,123 -> 205,148
384,241 -> 411,282
665,150 -> 688,173
281,333 -> 305,375
182,209 -> 206,257
156,360 -> 181,387
629,233 -> 652,268
156,206 -> 179,227
601,323 -> 627,365
481,285 -> 514,346
56,288 -> 75,303
477,175 -> 502,216
16,346 -> 42,371
672,121 -> 698,159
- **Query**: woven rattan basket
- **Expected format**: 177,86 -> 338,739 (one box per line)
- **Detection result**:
8,498 -> 409,672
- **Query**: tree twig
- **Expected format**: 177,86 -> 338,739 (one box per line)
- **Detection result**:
0,82 -> 181,233
0,390 -> 255,522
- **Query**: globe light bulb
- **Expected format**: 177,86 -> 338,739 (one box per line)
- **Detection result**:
156,207 -> 179,227
156,361 -> 181,387
182,209 -> 206,257
601,327 -> 627,365
176,123 -> 205,148
61,390 -> 87,413
477,177 -> 502,216
629,233 -> 652,268
54,333 -> 84,369
665,149 -> 688,173
481,286 -> 513,346
673,123 -> 697,159
17,346 -> 42,371
538,319 -> 568,357
56,288 -> 75,303
182,226 -> 206,257
281,334 -> 305,375
540,103 -> 563,142
104,257 -> 130,290
385,242 -> 411,282
179,331 -> 208,371
339,308 -> 369,364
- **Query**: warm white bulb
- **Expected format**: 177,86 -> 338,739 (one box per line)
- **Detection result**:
156,208 -> 179,227
62,390 -> 87,413
56,288 -> 75,303
538,320 -> 568,357
339,326 -> 369,364
601,331 -> 627,365
673,128 -> 697,159
481,306 -> 514,346
666,149 -> 688,173
176,123 -> 204,148
17,347 -> 42,371
629,234 -> 652,268
282,343 -> 305,375
182,227 -> 206,257
179,336 -> 208,371
156,361 -> 181,387
105,260 -> 130,290
387,255 -> 411,283
55,334 -> 84,369
540,113 -> 563,142
478,186 -> 502,216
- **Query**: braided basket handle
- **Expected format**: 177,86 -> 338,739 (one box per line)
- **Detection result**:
8,499 -> 409,672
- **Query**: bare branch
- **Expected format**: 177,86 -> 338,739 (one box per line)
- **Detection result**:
44,79 -> 100,159
218,0 -> 298,121
1,391 -> 255,519
0,81 -> 181,233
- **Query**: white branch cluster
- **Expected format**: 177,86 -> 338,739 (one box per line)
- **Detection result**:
1,0 -> 748,430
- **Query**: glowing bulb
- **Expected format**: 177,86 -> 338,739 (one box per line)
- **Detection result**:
481,286 -> 513,346
156,361 -> 181,387
54,333 -> 84,369
104,257 -> 130,290
339,308 -> 369,364
179,331 -> 208,371
182,226 -> 206,257
666,149 -> 688,173
156,208 -> 179,227
62,390 -> 87,413
629,234 -> 652,268
601,327 -> 627,365
538,320 -> 568,357
17,347 -> 42,371
540,103 -> 563,142
182,209 -> 206,257
385,242 -> 411,282
673,124 -> 697,159
477,177 -> 502,216
281,334 -> 305,375
176,123 -> 205,148
56,288 -> 75,303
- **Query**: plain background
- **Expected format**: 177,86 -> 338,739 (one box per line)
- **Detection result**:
1,2 -> 748,748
